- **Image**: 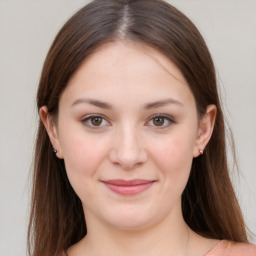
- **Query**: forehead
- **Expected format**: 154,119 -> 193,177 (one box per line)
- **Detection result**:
70,40 -> 186,84
60,41 -> 194,108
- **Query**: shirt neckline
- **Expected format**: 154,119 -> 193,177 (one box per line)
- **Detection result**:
204,240 -> 223,256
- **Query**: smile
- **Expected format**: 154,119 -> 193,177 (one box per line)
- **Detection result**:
101,179 -> 156,196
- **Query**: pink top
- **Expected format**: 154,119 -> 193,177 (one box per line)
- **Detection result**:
63,240 -> 256,256
204,240 -> 256,256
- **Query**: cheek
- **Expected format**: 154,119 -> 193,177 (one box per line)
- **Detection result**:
150,131 -> 195,189
154,132 -> 195,166
58,128 -> 109,194
63,138 -> 98,173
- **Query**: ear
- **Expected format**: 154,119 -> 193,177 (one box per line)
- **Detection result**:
39,106 -> 64,159
193,104 -> 217,157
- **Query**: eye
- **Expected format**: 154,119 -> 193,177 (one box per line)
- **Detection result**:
147,114 -> 175,128
82,115 -> 110,129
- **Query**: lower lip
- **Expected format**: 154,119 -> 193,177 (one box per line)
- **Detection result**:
102,182 -> 155,196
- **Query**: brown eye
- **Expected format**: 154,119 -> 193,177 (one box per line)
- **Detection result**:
146,114 -> 175,129
91,117 -> 103,126
153,117 -> 165,126
82,115 -> 110,129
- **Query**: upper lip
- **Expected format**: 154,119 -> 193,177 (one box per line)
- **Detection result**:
101,179 -> 156,186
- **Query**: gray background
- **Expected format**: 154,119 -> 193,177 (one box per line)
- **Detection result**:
0,0 -> 255,255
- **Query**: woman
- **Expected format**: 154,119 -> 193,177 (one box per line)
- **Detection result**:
28,0 -> 256,255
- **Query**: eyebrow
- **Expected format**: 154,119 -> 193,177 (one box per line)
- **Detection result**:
71,98 -> 112,109
71,98 -> 183,109
144,98 -> 183,109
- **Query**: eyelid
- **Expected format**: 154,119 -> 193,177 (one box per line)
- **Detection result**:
145,114 -> 176,128
81,114 -> 111,129
81,113 -> 176,129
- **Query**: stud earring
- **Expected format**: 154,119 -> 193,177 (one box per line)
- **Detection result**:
199,149 -> 204,155
53,148 -> 57,154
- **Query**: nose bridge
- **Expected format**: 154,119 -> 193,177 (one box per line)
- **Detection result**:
109,121 -> 147,169
121,123 -> 140,153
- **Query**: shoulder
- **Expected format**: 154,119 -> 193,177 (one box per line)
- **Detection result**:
228,241 -> 256,255
211,240 -> 256,256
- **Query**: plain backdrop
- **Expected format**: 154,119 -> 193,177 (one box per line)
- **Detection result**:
0,1 -> 255,255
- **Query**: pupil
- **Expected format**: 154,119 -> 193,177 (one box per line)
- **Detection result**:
92,117 -> 102,126
153,117 -> 164,126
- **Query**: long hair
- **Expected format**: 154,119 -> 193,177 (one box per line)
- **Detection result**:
28,0 -> 248,255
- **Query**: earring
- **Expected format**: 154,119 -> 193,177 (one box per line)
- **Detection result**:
199,149 -> 204,155
53,148 -> 57,154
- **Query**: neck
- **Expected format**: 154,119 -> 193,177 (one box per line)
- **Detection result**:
82,206 -> 190,256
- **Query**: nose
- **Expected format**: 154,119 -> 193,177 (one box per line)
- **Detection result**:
108,125 -> 148,170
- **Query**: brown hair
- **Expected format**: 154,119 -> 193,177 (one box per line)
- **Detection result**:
28,0 -> 248,255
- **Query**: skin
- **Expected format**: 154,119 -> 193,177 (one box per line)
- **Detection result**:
40,41 -> 218,256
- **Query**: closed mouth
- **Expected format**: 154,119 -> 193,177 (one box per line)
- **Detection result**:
101,179 -> 156,195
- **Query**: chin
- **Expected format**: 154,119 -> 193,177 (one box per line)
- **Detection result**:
100,205 -> 162,231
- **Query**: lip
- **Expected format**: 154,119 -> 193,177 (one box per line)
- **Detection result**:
101,179 -> 156,196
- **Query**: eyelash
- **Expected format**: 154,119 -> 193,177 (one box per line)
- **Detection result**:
81,114 -> 175,129
81,114 -> 110,129
146,114 -> 175,128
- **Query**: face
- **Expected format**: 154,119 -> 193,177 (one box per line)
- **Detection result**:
42,41 -> 215,231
